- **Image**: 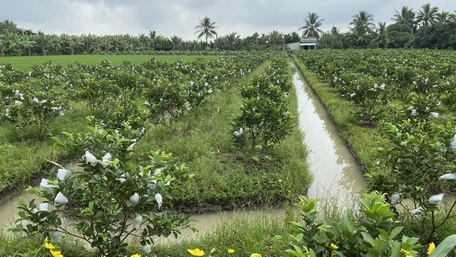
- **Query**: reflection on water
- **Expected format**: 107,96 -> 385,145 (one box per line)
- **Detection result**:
290,60 -> 365,210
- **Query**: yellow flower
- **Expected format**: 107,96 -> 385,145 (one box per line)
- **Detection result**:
130,254 -> 141,257
331,243 -> 339,250
427,242 -> 435,255
278,179 -> 283,183
44,238 -> 55,250
187,248 -> 205,256
50,250 -> 64,257
250,254 -> 262,257
228,248 -> 235,254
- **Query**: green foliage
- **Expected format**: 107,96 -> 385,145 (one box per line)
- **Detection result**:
232,57 -> 293,154
278,192 -> 422,256
143,76 -> 186,126
11,125 -> 194,256
2,78 -> 67,138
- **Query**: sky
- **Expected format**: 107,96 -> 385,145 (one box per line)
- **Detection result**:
1,0 -> 455,40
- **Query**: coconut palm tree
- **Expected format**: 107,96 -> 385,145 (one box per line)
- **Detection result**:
170,35 -> 182,50
20,32 -> 36,56
148,30 -> 156,50
299,12 -> 324,39
373,22 -> 391,48
435,11 -> 450,24
349,11 -> 375,47
449,11 -> 456,22
194,16 -> 217,43
416,3 -> 438,27
392,6 -> 415,29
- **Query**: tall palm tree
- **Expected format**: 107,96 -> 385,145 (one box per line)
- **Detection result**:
299,12 -> 324,39
20,33 -> 36,55
416,3 -> 438,27
194,16 -> 217,43
226,32 -> 240,50
392,6 -> 415,29
148,30 -> 156,50
449,11 -> 456,22
373,22 -> 390,48
35,31 -> 49,56
435,11 -> 450,24
349,11 -> 375,47
170,35 -> 182,50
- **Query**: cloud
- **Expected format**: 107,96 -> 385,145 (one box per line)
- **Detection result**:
1,0 -> 455,40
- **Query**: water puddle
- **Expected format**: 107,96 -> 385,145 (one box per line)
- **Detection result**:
290,59 -> 365,210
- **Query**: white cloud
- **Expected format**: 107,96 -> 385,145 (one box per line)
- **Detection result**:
1,0 -> 455,40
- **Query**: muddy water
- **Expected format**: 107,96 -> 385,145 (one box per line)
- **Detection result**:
0,60 -> 365,241
290,60 -> 365,210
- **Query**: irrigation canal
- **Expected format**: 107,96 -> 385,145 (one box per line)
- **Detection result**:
0,59 -> 365,242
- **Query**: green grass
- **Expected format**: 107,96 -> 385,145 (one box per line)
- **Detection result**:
151,207 -> 295,256
0,54 -> 312,256
0,104 -> 89,196
0,55 -> 218,70
135,60 -> 311,210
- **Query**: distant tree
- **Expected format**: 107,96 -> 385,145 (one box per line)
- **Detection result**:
435,11 -> 450,24
392,6 -> 415,31
226,32 -> 241,50
416,3 -> 438,27
372,22 -> 391,48
387,23 -> 414,48
0,35 -> 6,56
319,26 -> 346,49
409,22 -> 456,49
284,32 -> 300,43
267,30 -> 285,49
170,35 -> 182,50
20,32 -> 36,56
194,16 -> 217,43
0,19 -> 21,34
148,30 -> 156,50
299,12 -> 324,39
244,32 -> 261,50
36,31 -> 50,56
450,11 -> 456,22
349,11 -> 375,47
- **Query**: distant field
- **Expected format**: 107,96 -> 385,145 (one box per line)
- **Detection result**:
0,55 -> 217,70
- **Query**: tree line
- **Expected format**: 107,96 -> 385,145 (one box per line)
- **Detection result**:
316,3 -> 456,49
0,18 -> 294,56
1,2 -> 455,56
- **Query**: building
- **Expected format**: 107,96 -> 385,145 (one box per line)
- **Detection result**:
299,36 -> 318,50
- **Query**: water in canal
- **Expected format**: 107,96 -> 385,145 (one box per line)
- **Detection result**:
0,59 -> 365,241
290,59 -> 365,211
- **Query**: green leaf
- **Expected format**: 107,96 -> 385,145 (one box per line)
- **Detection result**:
430,235 -> 456,257
361,232 -> 375,246
389,241 -> 401,257
389,226 -> 404,240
